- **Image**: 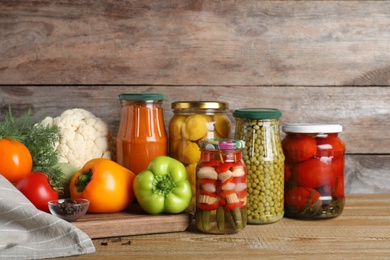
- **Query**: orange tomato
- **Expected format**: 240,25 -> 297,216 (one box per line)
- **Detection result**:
70,158 -> 136,213
0,138 -> 33,183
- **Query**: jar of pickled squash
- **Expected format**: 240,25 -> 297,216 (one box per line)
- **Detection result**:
195,138 -> 247,234
169,101 -> 232,211
233,108 -> 285,224
282,123 -> 345,219
116,94 -> 168,175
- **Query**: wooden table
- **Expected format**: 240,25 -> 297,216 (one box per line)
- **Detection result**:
63,194 -> 390,259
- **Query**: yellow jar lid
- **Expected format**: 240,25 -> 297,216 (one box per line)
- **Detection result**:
171,101 -> 228,110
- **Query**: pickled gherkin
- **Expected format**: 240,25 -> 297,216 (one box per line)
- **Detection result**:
233,108 -> 284,224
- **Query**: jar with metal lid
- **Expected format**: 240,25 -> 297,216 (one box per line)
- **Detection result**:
195,138 -> 247,234
282,123 -> 345,219
169,101 -> 232,211
116,93 -> 168,175
233,108 -> 284,224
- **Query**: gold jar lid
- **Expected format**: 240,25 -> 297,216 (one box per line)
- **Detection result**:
171,101 -> 229,110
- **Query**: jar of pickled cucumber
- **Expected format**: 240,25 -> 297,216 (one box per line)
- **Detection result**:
169,101 -> 232,212
233,108 -> 284,224
195,138 -> 247,234
282,123 -> 345,219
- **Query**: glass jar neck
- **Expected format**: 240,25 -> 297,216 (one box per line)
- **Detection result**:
286,132 -> 339,137
201,149 -> 242,163
173,108 -> 226,115
121,100 -> 163,107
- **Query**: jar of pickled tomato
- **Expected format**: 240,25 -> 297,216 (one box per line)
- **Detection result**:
195,139 -> 247,234
169,101 -> 232,211
233,108 -> 285,224
116,94 -> 168,175
282,123 -> 345,219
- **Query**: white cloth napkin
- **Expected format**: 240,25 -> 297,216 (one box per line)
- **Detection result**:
0,175 -> 95,259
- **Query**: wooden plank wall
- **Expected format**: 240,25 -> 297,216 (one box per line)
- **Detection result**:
0,1 -> 389,193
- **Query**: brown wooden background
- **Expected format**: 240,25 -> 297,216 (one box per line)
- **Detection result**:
1,1 -> 389,193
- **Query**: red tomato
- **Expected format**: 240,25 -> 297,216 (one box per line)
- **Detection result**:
16,172 -> 58,212
285,186 -> 321,212
295,158 -> 334,188
332,158 -> 344,177
0,138 -> 33,183
282,134 -> 317,163
316,177 -> 337,197
284,164 -> 293,182
333,176 -> 345,198
315,134 -> 345,159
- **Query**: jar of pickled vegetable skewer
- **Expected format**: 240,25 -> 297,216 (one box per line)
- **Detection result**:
195,139 -> 247,234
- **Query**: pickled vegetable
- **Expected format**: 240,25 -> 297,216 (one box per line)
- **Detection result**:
195,139 -> 247,234
182,115 -> 209,141
169,102 -> 232,212
282,124 -> 345,219
233,108 -> 285,224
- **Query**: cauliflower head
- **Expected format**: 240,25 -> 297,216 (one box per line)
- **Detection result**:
42,108 -> 115,169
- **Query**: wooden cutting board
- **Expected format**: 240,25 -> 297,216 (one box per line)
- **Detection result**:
72,204 -> 191,239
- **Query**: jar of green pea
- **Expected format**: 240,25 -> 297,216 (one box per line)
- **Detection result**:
233,108 -> 284,224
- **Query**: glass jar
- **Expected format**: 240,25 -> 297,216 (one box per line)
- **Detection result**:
233,108 -> 285,224
169,101 -> 232,211
195,138 -> 247,234
282,123 -> 345,219
116,94 -> 168,175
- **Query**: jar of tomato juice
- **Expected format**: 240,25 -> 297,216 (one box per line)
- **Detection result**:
282,123 -> 345,219
116,94 -> 168,175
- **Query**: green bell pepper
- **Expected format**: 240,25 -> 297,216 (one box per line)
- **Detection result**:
133,156 -> 192,214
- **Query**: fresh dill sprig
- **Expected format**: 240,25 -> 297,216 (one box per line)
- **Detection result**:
24,122 -> 65,192
0,106 -> 32,141
24,122 -> 61,168
0,107 -> 65,191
